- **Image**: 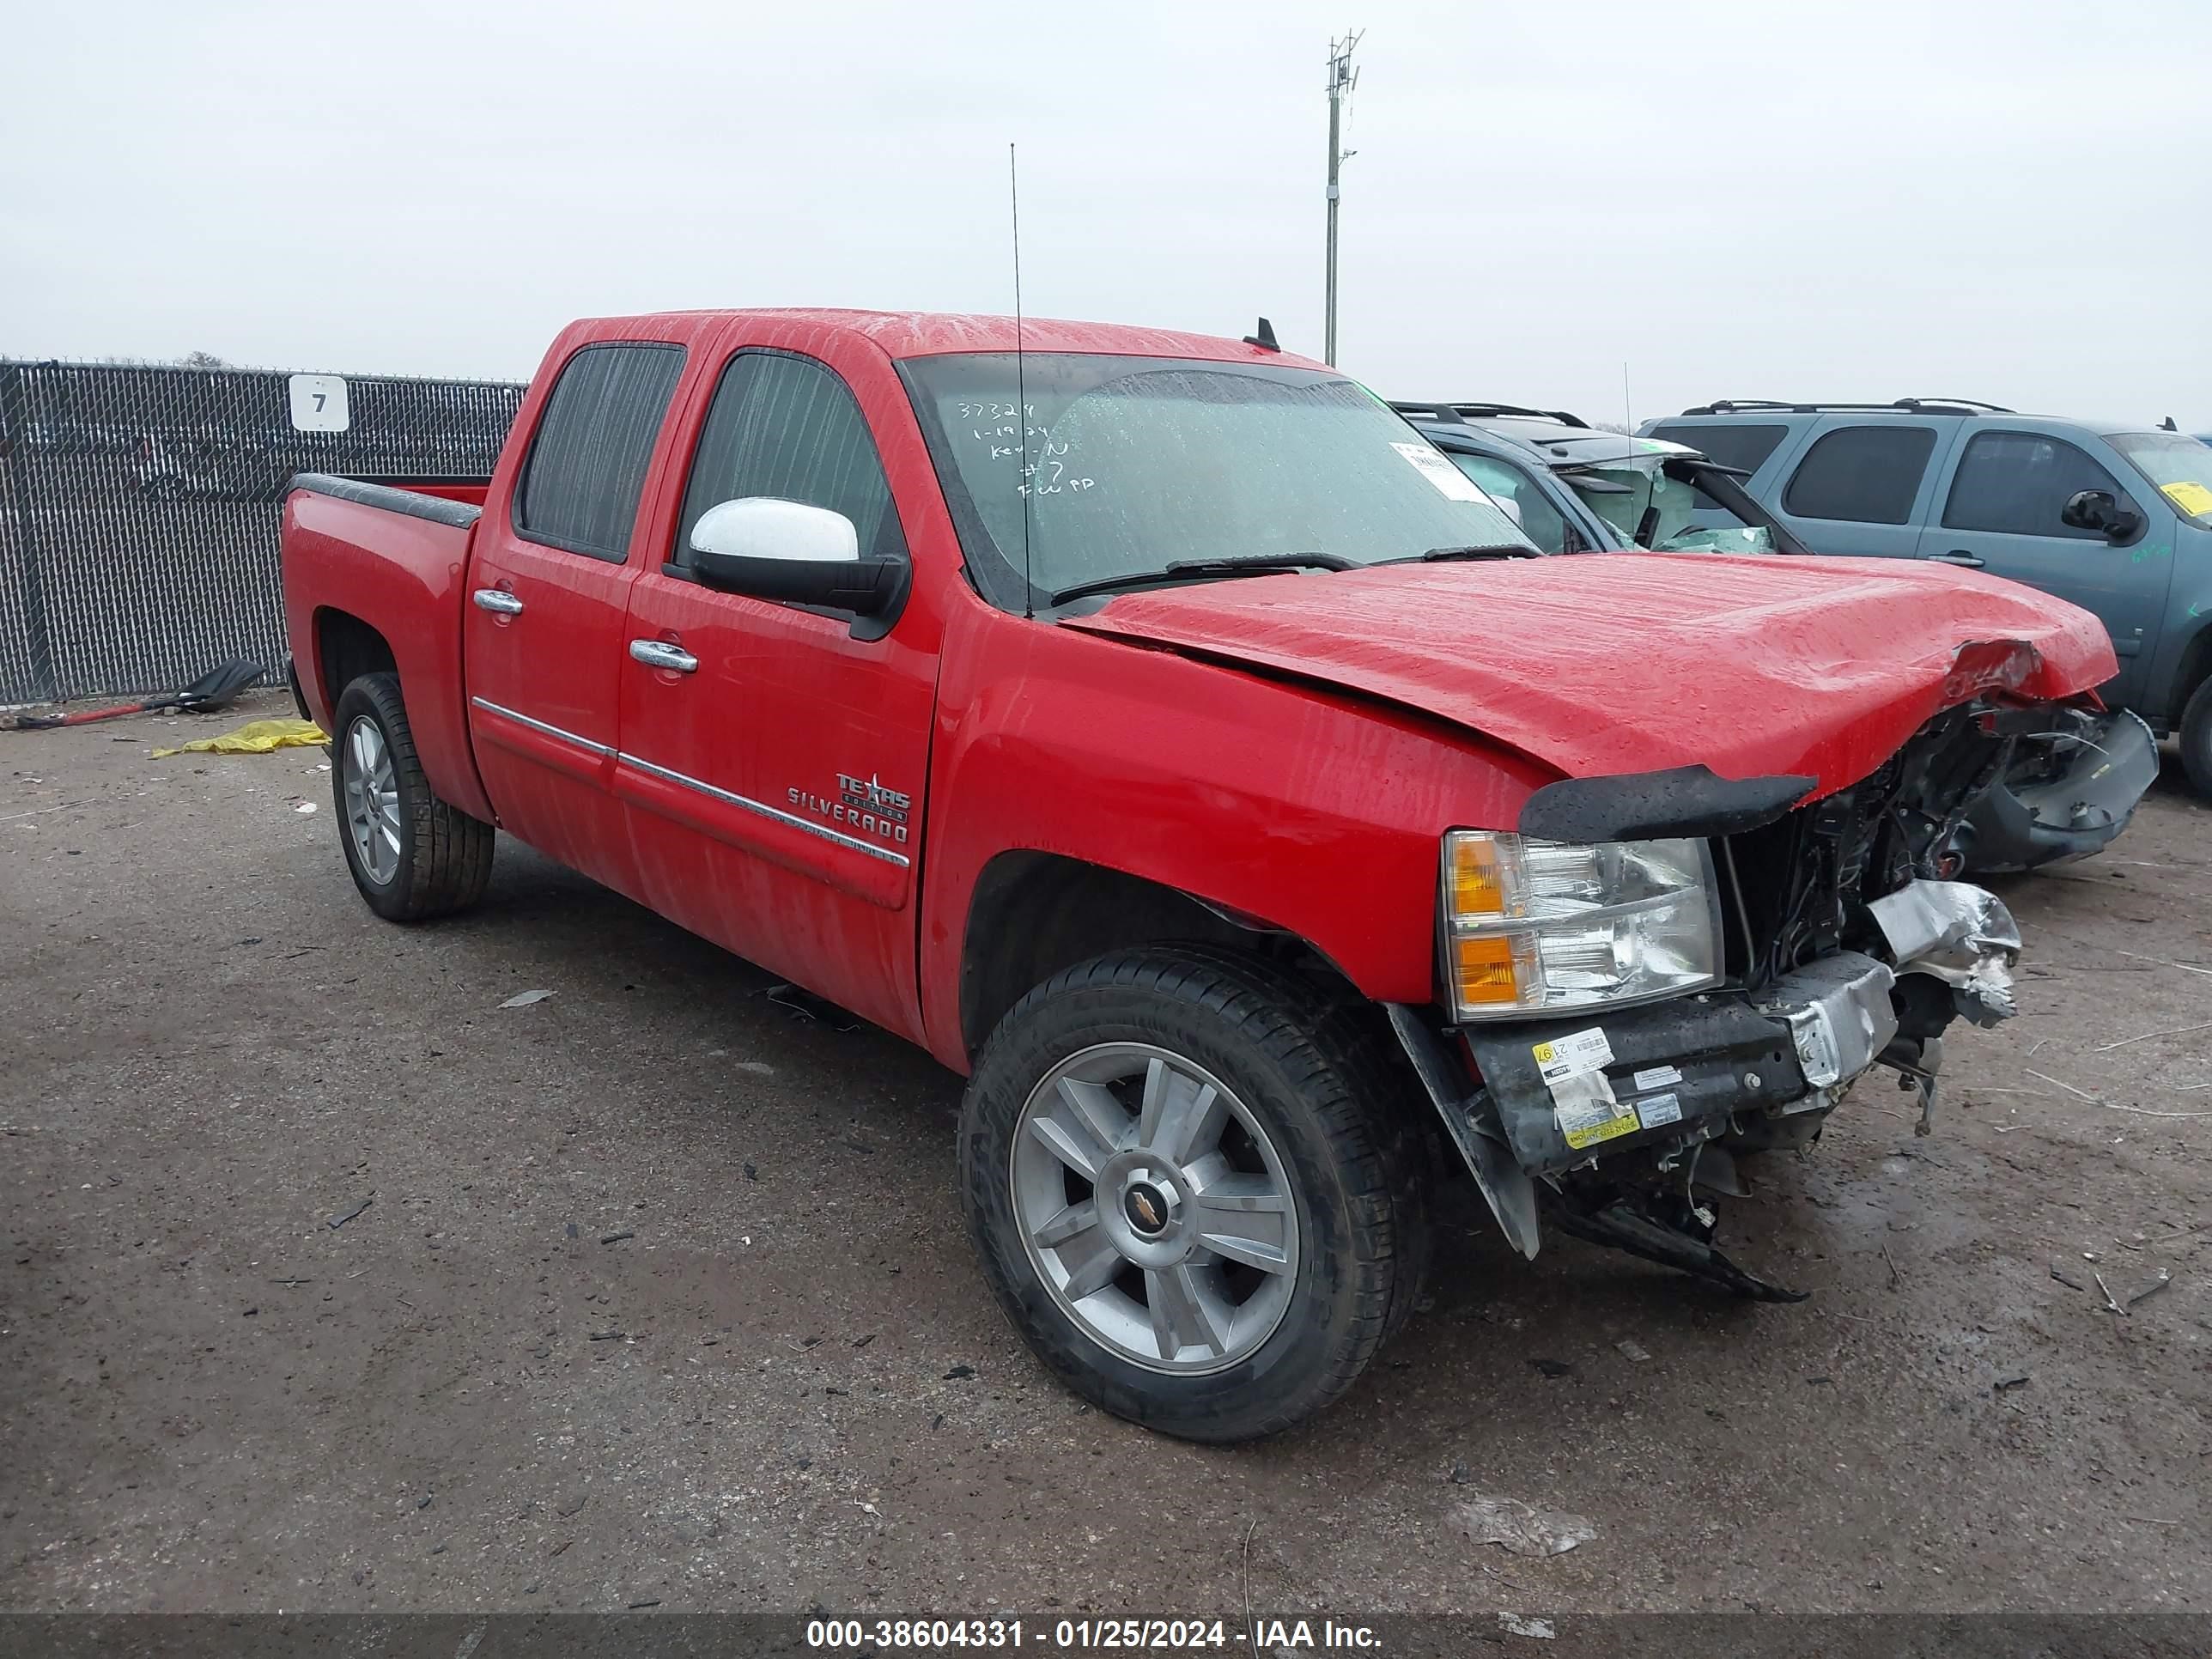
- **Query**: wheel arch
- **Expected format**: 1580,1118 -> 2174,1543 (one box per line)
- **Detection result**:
957,851 -> 1364,1062
305,604 -> 493,823
2169,617 -> 2212,732
311,607 -> 398,721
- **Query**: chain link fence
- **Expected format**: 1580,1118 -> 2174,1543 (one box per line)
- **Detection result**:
0,360 -> 524,706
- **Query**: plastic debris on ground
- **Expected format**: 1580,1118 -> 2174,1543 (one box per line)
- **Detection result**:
500,989 -> 555,1009
1497,1613 -> 1556,1639
764,982 -> 860,1031
151,717 -> 328,758
1456,1493 -> 1596,1557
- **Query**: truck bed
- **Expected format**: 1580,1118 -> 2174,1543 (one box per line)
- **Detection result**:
281,474 -> 495,820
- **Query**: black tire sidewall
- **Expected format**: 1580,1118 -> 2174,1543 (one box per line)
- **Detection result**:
330,677 -> 420,921
2181,678 -> 2212,798
962,963 -> 1389,1441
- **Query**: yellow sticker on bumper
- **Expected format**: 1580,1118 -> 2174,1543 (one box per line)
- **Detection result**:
1563,1110 -> 1640,1150
1551,1071 -> 1638,1150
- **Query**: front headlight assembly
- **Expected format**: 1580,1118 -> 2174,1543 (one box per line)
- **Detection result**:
1440,830 -> 1723,1021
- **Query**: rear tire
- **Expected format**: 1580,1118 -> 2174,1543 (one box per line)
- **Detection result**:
2180,677 -> 2212,799
960,947 -> 1429,1443
330,672 -> 494,921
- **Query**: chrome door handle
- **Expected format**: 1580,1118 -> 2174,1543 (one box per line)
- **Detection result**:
629,639 -> 697,674
1926,550 -> 1985,568
472,587 -> 525,615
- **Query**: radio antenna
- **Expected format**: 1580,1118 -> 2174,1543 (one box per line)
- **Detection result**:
1010,142 -> 1035,619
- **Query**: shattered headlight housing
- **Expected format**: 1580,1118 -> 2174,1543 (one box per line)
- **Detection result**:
1440,831 -> 1723,1020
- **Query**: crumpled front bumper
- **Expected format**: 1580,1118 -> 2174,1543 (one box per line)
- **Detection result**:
1393,879 -> 2023,1270
1954,708 -> 2159,874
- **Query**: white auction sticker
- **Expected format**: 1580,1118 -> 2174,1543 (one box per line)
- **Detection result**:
1632,1064 -> 1684,1093
1391,441 -> 1488,502
1634,1091 -> 1683,1129
1533,1026 -> 1614,1085
1553,1072 -> 1638,1149
289,373 -> 350,433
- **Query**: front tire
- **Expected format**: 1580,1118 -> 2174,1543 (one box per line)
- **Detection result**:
960,948 -> 1429,1443
330,672 -> 495,921
2180,677 -> 2212,799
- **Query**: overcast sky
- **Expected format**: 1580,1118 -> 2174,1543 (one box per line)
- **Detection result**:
3,1 -> 2206,426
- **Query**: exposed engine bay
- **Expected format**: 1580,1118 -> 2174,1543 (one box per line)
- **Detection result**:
1394,698 -> 2039,1300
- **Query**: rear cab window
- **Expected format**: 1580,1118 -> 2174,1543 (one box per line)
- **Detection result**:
1782,425 -> 1938,523
515,343 -> 687,560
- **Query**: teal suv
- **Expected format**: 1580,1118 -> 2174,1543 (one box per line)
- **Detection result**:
1644,400 -> 2212,798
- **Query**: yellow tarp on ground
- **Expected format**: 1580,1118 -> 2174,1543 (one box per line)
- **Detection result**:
152,717 -> 329,758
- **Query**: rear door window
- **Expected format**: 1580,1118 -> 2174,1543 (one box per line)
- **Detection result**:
1942,432 -> 2133,539
1781,425 -> 1937,524
1645,422 -> 1789,477
515,343 -> 686,560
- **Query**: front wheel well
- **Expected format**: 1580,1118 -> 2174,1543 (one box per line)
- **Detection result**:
313,609 -> 398,712
957,853 -> 1358,1060
2172,623 -> 2212,731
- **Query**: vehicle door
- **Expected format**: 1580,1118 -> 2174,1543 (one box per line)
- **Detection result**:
615,342 -> 938,1039
1755,416 -> 1961,558
1917,424 -> 2175,705
463,339 -> 688,887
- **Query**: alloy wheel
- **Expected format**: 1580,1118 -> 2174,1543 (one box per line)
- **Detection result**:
342,714 -> 402,885
1010,1042 -> 1301,1374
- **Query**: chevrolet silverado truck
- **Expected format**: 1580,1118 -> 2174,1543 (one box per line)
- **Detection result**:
283,309 -> 2114,1443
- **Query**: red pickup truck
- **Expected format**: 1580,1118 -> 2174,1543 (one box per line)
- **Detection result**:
283,308 -> 2112,1442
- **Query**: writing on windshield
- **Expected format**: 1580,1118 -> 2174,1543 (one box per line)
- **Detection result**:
906,354 -> 1532,610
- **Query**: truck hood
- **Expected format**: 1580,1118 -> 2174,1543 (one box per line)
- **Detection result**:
1064,553 -> 2116,792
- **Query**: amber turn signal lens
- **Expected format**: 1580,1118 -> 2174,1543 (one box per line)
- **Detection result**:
1449,836 -> 1506,917
1452,933 -> 1521,1006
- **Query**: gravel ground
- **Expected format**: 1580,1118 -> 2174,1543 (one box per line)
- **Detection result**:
3,690 -> 2209,1617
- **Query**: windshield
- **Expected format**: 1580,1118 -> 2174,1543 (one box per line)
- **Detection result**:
902,354 -> 1534,608
1560,458 -> 1775,554
2110,431 -> 2212,526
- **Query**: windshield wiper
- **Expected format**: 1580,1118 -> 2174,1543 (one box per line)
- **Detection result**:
1049,553 -> 1354,606
1376,544 -> 1539,566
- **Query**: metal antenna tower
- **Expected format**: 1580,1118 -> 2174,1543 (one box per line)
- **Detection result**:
1323,30 -> 1363,366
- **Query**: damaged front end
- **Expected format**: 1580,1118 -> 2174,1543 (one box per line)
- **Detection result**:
1952,705 -> 2160,874
1393,699 -> 2033,1301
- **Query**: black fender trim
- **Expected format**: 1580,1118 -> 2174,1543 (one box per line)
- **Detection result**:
288,471 -> 485,530
1384,1005 -> 1541,1260
1517,765 -> 1814,842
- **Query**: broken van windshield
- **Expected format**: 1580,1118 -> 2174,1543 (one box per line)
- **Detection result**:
902,354 -> 1534,611
1561,458 -> 1772,553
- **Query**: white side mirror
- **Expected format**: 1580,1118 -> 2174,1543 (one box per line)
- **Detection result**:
685,496 -> 896,617
691,496 -> 859,565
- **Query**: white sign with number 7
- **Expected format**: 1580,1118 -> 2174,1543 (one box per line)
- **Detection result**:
288,373 -> 349,433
